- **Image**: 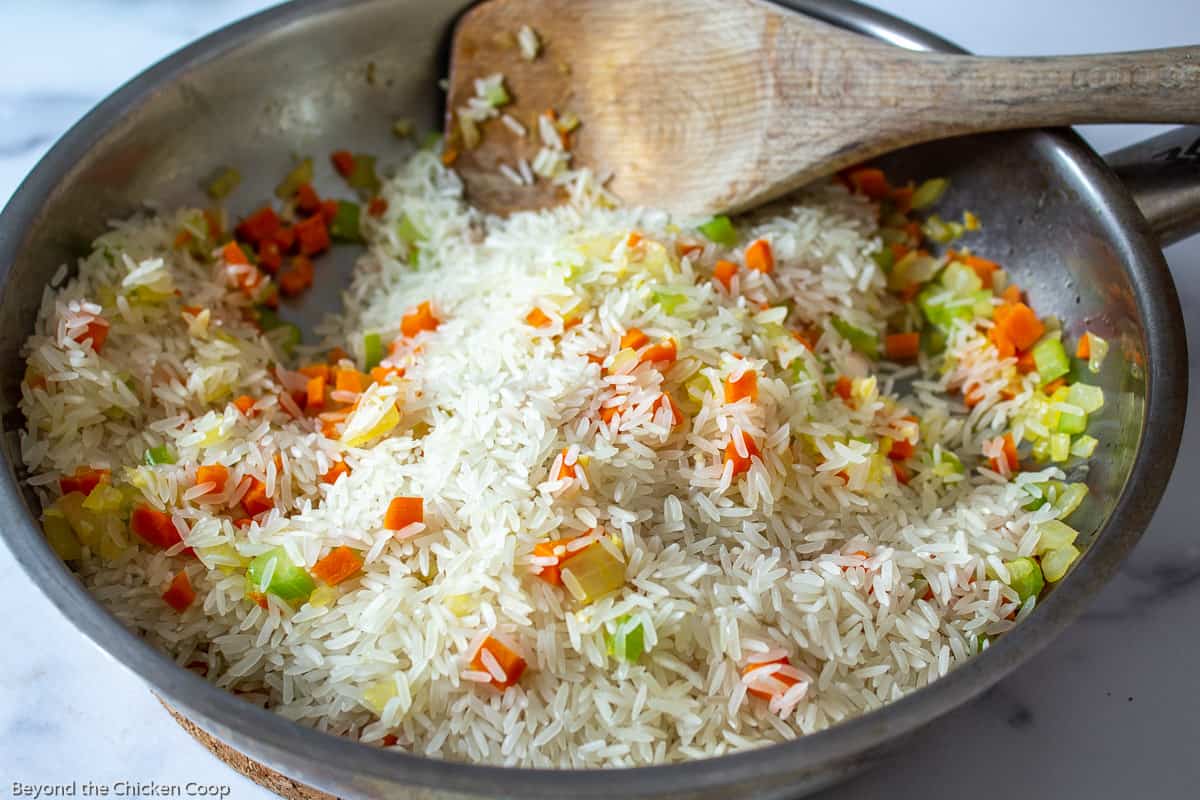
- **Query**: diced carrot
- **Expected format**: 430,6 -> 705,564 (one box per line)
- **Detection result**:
996,302 -> 1044,351
890,183 -> 915,214
791,329 -> 814,351
195,464 -> 228,494
233,395 -> 257,415
59,467 -> 110,497
556,447 -> 576,480
620,328 -> 648,350
370,365 -> 403,383
327,346 -> 350,364
235,207 -> 281,245
173,230 -> 192,249
638,338 -> 677,365
626,231 -> 643,248
532,536 -> 576,585
330,149 -> 355,177
655,392 -> 683,426
441,147 -> 459,167
833,376 -> 853,402
335,368 -> 367,394
295,183 -> 321,215
242,477 -> 274,516
299,364 -> 331,381
1001,284 -> 1023,305
713,259 -> 738,290
381,734 -> 398,747
320,199 -> 339,225
202,208 -> 223,240
274,225 -> 297,253
675,240 -> 704,258
525,308 -> 552,328
599,403 -> 622,424
257,240 -> 283,274
744,239 -> 774,273
1043,377 -> 1066,396
311,546 -> 364,586
470,636 -> 526,690
989,432 -> 1019,473
321,461 -> 351,484
847,168 -> 890,200
742,657 -> 801,701
890,242 -> 911,261
220,241 -> 248,266
724,431 -> 760,477
130,504 -> 182,549
294,213 -> 331,256
892,461 -> 911,485
401,301 -> 439,337
279,255 -> 315,296
162,570 -> 196,612
367,196 -> 388,218
321,418 -> 341,438
988,325 -> 1016,360
247,592 -> 269,609
1076,333 -> 1091,359
885,332 -> 920,361
724,370 -> 758,404
306,375 -> 326,411
70,317 -> 108,353
384,496 -> 424,530
964,386 -> 985,408
887,438 -> 915,461
962,254 -> 1000,289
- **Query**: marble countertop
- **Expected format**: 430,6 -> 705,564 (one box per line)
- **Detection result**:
1,1 -> 1197,798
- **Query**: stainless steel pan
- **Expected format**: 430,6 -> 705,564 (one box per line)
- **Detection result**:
0,1 -> 1193,798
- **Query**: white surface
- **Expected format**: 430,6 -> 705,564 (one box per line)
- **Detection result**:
1,1 -> 1197,798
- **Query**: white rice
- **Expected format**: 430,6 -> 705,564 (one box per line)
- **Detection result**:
17,148 -> 1065,768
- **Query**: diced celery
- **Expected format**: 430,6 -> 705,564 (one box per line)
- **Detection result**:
910,177 -> 949,210
396,213 -> 424,245
1003,557 -> 1045,602
363,332 -> 383,370
363,678 -> 397,713
1087,334 -> 1109,373
922,215 -> 961,244
1070,435 -> 1099,458
696,216 -> 738,246
83,482 -> 124,514
684,373 -> 711,403
1057,405 -> 1088,434
329,201 -> 364,243
247,547 -> 315,603
921,326 -> 947,356
1032,337 -> 1070,385
871,248 -> 895,273
1040,545 -> 1080,582
275,157 -> 313,199
144,445 -> 175,466
888,251 -> 938,291
1049,432 -> 1071,462
341,399 -> 400,448
205,166 -> 241,200
1054,482 -> 1089,518
831,316 -> 879,359
267,322 -> 303,357
347,154 -> 381,195
605,614 -> 645,663
940,261 -> 983,294
1035,519 -> 1079,554
43,510 -> 82,561
308,583 -> 338,608
1031,438 -> 1051,462
1067,383 -> 1104,414
484,82 -> 510,107
931,448 -> 965,478
560,540 -> 625,606
651,289 -> 687,315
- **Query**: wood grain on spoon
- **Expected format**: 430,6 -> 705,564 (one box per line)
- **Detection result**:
446,0 -> 1200,217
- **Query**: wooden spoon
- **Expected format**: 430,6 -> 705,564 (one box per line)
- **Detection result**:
445,0 -> 1200,217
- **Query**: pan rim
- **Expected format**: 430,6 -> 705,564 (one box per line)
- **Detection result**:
0,0 -> 1187,796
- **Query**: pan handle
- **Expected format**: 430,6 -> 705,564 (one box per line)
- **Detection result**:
1105,126 -> 1200,247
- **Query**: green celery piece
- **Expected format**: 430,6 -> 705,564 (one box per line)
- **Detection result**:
1035,519 -> 1079,555
1067,382 -> 1104,414
871,248 -> 895,273
1049,432 -> 1071,462
1032,337 -> 1070,385
920,326 -> 947,356
1003,557 -> 1045,602
910,177 -> 949,210
1086,334 -> 1110,373
652,289 -> 688,315
144,445 -> 175,466
347,154 -> 381,195
940,261 -> 983,294
605,614 -> 646,663
275,157 -> 313,199
697,216 -> 738,246
1054,482 -> 1089,518
831,316 -> 880,359
329,201 -> 364,243
205,166 -> 241,200
247,547 -> 315,603
363,332 -> 384,370
1070,435 -> 1099,458
396,213 -> 425,245
1040,545 -> 1080,582
1057,404 -> 1088,434
484,83 -> 510,106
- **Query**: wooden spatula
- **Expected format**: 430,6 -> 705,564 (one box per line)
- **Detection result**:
444,0 -> 1200,217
